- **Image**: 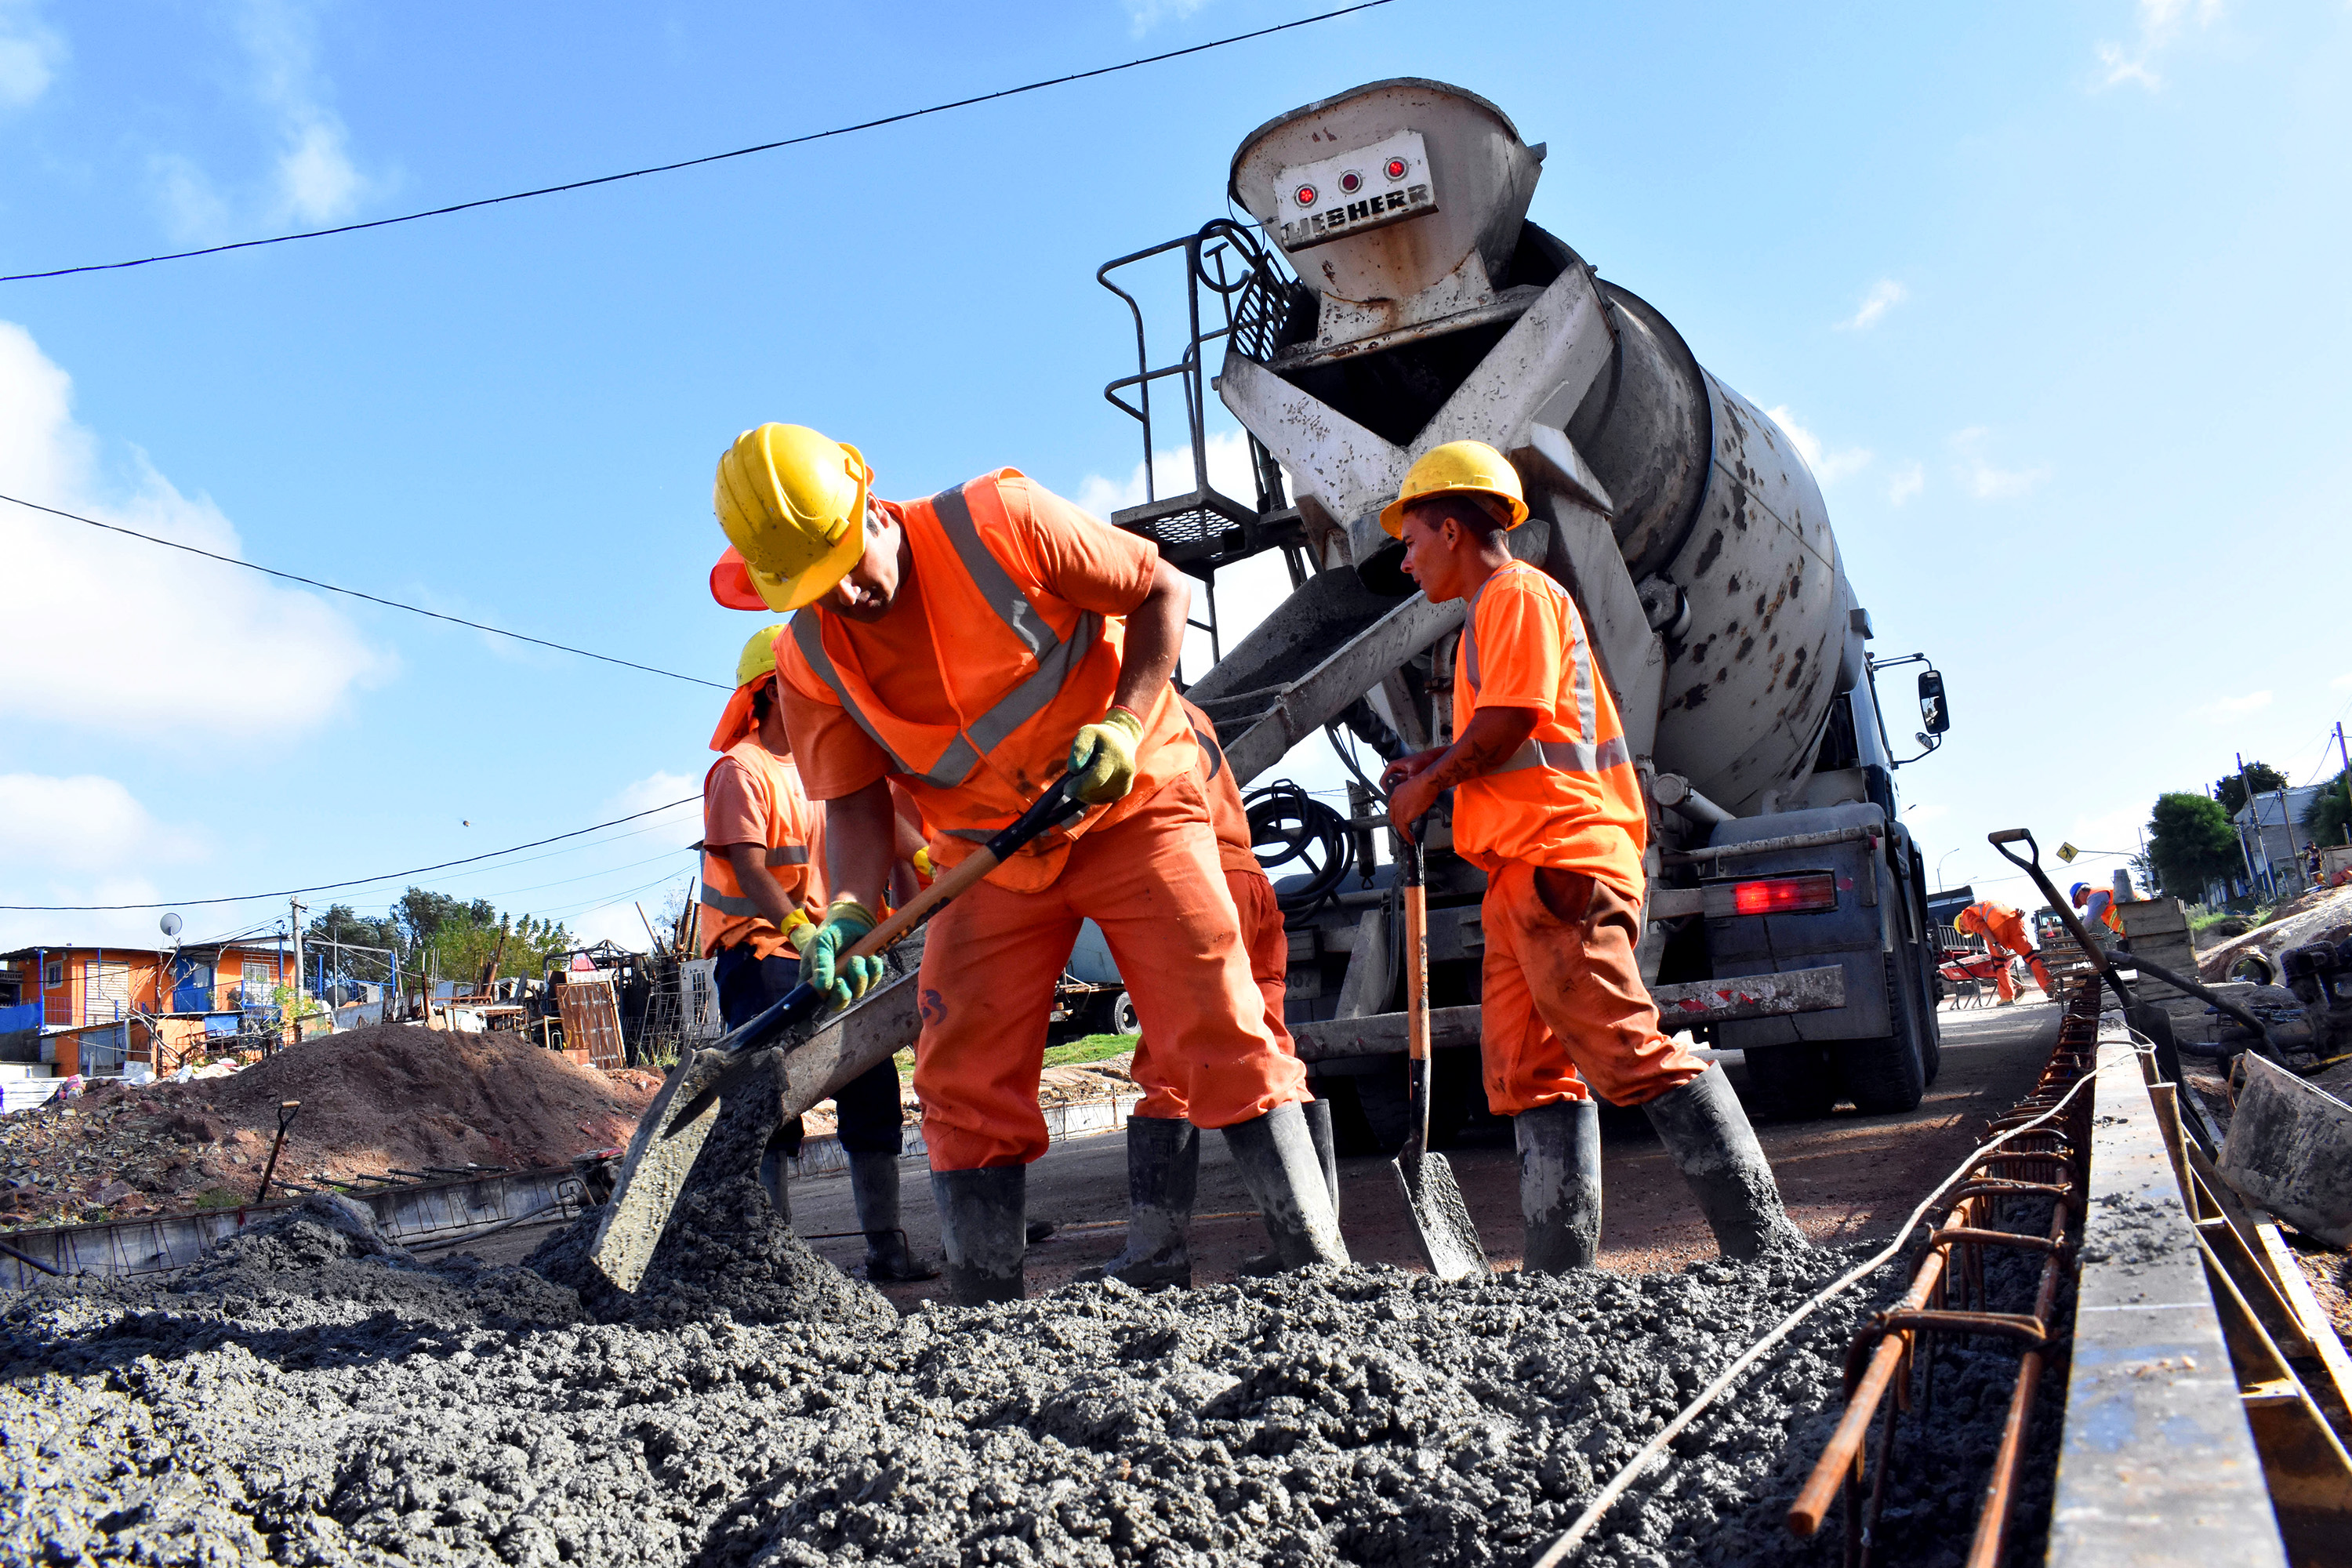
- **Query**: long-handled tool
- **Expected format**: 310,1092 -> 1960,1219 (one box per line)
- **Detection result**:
256,1099 -> 301,1203
1388,825 -> 1490,1280
586,776 -> 1088,1292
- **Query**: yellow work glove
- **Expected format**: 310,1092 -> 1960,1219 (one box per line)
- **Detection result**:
909,846 -> 935,884
1066,706 -> 1145,805
780,909 -> 815,954
797,897 -> 884,1011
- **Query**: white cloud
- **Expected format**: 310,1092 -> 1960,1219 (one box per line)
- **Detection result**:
1122,0 -> 1208,36
275,115 -> 362,222
2198,689 -> 2273,717
1765,405 -> 1872,485
606,771 -> 701,824
2332,671 -> 2352,689
2095,0 -> 2225,91
0,320 -> 394,740
0,774 -> 209,950
1835,280 -> 1907,332
1074,427 -> 1261,521
1949,426 -> 2048,500
0,0 -> 64,110
1887,462 -> 1925,506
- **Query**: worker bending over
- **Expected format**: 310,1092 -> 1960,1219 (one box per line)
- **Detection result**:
2071,881 -> 2126,941
1951,901 -> 2051,1004
708,423 -> 1345,1305
1379,441 -> 1804,1271
697,625 -> 934,1282
1087,698 -> 1334,1287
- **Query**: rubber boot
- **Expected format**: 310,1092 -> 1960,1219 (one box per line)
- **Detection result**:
848,1150 -> 939,1283
930,1164 -> 1026,1305
1221,1101 -> 1349,1270
1240,1097 -> 1339,1276
1075,1115 -> 1198,1287
1514,1100 -> 1602,1273
1640,1066 -> 1806,1261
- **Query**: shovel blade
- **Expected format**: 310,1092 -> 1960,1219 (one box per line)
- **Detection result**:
586,1045 -> 771,1293
1390,1145 -> 1490,1281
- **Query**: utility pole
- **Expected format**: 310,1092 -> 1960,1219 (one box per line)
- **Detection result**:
288,898 -> 305,1047
2235,752 -> 2270,899
2278,786 -> 2303,888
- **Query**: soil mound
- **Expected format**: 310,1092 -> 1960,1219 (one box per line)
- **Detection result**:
0,1024 -> 655,1230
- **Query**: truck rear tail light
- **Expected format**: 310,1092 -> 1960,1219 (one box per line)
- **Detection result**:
1731,873 -> 1839,916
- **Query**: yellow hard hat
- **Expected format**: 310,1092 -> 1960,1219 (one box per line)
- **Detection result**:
735,622 -> 787,688
713,423 -> 873,612
1953,906 -> 1984,936
1379,439 -> 1530,538
710,622 -> 789,753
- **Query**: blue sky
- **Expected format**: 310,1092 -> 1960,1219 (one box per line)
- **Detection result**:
2,0 -> 2347,956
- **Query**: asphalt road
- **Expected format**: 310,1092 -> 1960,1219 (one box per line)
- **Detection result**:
786,997 -> 2066,1305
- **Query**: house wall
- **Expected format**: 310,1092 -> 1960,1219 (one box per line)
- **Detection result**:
37,945 -> 284,1027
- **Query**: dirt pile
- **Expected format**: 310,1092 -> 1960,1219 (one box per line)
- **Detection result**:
2198,883 -> 2352,981
0,1024 -> 655,1231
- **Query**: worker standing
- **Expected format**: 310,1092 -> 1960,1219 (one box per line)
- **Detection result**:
706,423 -> 1345,1305
698,623 -> 935,1283
1379,441 -> 1804,1272
1085,697 -> 1334,1287
1952,901 -> 2053,1004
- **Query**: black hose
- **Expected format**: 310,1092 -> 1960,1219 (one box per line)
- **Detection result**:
1246,780 -> 1352,917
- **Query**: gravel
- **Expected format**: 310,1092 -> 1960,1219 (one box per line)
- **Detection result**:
2,1170 -> 2075,1566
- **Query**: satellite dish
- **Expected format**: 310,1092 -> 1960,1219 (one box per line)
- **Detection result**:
159,912 -> 183,939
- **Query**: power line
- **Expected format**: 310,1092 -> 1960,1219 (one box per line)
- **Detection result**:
0,492 -> 728,688
1,2 -> 1396,285
0,797 -> 699,910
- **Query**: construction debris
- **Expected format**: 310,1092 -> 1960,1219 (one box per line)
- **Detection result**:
0,1023 -> 654,1232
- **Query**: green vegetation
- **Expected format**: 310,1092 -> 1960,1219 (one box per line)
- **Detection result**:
193,1185 -> 249,1210
2215,760 -> 2288,816
2303,767 -> 2351,850
307,891 -> 574,988
1044,1033 -> 1141,1069
2147,791 -> 2242,898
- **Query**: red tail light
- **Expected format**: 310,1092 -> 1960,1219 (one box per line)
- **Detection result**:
1732,873 -> 1839,916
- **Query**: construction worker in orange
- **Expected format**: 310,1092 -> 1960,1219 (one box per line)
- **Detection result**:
706,423 -> 1345,1305
1083,697 -> 1337,1287
2071,881 -> 2126,940
697,624 -> 935,1283
1951,901 -> 2052,1004
1379,441 -> 1804,1272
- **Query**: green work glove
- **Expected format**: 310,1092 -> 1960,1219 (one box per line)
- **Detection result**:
1066,706 -> 1145,805
797,897 -> 884,1011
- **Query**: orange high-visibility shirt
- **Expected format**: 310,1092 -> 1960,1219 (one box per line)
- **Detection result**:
699,742 -> 828,960
778,471 -> 1194,894
1451,561 -> 1647,901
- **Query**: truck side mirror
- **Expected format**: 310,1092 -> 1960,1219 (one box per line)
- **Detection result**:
1918,670 -> 1949,735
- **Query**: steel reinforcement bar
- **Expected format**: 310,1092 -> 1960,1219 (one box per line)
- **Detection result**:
1787,979 -> 2103,1565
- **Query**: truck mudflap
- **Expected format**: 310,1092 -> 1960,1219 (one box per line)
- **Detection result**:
1290,965 -> 1846,1062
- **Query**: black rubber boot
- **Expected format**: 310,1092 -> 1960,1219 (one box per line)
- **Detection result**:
1222,1102 -> 1349,1270
1076,1115 -> 1198,1287
930,1164 -> 1026,1305
1639,1066 -> 1806,1261
848,1151 -> 939,1283
1240,1097 -> 1339,1276
1514,1099 -> 1602,1273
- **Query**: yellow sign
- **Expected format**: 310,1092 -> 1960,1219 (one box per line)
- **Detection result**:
2056,841 -> 2079,862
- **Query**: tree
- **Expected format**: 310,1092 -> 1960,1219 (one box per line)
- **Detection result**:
2148,792 -> 2243,897
2305,768 -> 2352,850
2215,760 -> 2288,816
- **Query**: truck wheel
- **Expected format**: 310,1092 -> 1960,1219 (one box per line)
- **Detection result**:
1094,990 -> 1138,1036
1329,1062 -> 1473,1156
1740,1042 -> 1836,1122
1835,955 -> 1927,1113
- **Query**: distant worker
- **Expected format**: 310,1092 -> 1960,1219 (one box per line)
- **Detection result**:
708,423 -> 1344,1305
1952,900 -> 2052,1004
698,623 -> 935,1283
1084,697 -> 1330,1287
1378,441 -> 1803,1272
2071,880 -> 2125,939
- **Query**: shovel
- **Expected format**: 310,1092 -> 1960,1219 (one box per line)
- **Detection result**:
1388,825 -> 1490,1280
586,775 -> 1088,1291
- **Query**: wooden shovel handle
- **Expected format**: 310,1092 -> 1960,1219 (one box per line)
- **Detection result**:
844,847 -> 1003,960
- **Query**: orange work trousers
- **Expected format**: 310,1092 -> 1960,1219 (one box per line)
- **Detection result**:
1977,908 -> 2052,1001
1131,868 -> 1293,1120
1480,858 -> 1708,1113
912,771 -> 1306,1170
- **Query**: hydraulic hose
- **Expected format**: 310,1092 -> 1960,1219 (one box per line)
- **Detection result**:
1246,780 -> 1353,917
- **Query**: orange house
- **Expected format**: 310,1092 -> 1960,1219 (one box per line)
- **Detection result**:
0,942 -> 289,1076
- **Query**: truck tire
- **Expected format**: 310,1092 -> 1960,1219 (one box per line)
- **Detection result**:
1835,958 -> 1926,1114
1740,1041 -> 1836,1122
1326,1059 -> 1474,1155
1093,990 -> 1138,1036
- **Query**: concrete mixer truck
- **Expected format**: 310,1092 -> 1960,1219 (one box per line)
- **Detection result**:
1094,79 -> 1953,1146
